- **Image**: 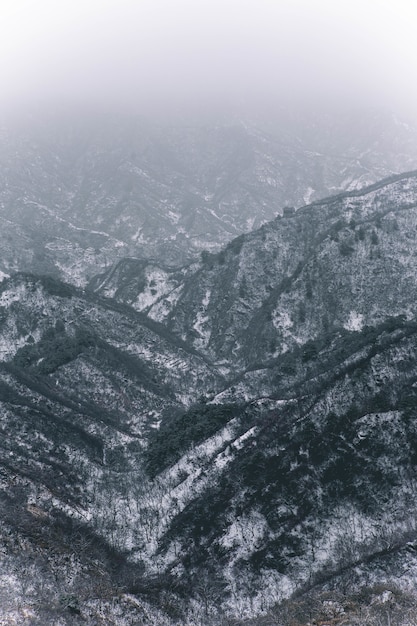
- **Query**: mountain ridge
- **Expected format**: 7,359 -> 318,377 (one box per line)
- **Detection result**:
2,143 -> 417,622
1,107 -> 417,286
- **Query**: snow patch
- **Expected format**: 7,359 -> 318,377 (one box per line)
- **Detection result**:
272,309 -> 293,334
148,284 -> 184,322
192,289 -> 211,349
132,225 -> 147,243
222,510 -> 267,557
133,268 -> 173,311
303,186 -> 315,204
0,284 -> 26,307
344,310 -> 364,332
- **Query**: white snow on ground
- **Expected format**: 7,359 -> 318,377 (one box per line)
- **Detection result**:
192,289 -> 211,348
55,248 -> 99,287
0,284 -> 45,359
131,225 -> 147,243
344,310 -> 364,332
0,271 -> 9,282
213,426 -> 258,470
98,420 -> 260,573
307,504 -> 388,572
207,207 -> 225,222
133,268 -> 175,311
167,210 -> 180,224
120,342 -> 189,374
344,177 -> 417,220
225,568 -> 294,619
257,175 -> 277,187
23,200 -> 126,242
221,510 -> 267,557
272,309 -> 293,336
46,238 -> 115,287
231,426 -> 257,450
246,216 -> 256,230
303,186 -> 315,204
147,284 -> 184,322
0,283 -> 26,308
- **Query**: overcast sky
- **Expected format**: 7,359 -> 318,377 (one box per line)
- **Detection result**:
1,0 -> 417,118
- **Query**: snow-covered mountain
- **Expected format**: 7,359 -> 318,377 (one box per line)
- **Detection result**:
3,168 -> 417,623
94,171 -> 417,368
1,107 -> 417,287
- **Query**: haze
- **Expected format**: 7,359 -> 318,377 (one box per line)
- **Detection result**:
1,0 -> 417,119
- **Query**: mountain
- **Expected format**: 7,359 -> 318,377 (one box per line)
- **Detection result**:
95,171 -> 417,367
1,107 -> 417,287
3,142 -> 417,622
108,170 -> 417,619
0,274 -> 228,624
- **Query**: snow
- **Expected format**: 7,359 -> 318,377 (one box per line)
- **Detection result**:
147,284 -> 183,321
0,285 -> 46,359
131,225 -> 147,243
133,268 -> 176,312
23,200 -> 123,240
272,309 -> 293,333
231,426 -> 257,450
258,175 -> 277,187
110,420 -> 246,571
46,238 -> 115,287
246,216 -> 256,230
221,510 -> 267,557
0,284 -> 26,308
380,590 -> 394,604
207,207 -> 225,222
344,310 -> 364,332
167,210 -> 180,224
192,289 -> 211,348
303,186 -> 315,204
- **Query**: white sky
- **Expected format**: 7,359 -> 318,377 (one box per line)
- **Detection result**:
0,0 -> 416,116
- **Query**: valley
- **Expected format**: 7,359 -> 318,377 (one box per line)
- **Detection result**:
1,113 -> 417,624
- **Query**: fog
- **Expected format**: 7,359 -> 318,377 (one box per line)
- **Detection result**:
1,0 -> 417,120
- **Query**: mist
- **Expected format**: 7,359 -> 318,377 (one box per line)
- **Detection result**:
1,0 -> 417,121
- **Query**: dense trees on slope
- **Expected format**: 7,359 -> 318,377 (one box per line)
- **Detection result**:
3,173 -> 417,622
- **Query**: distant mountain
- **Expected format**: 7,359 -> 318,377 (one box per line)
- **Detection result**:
1,107 -> 417,286
3,171 -> 417,623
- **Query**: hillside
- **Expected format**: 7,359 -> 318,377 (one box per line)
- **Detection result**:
97,171 -> 417,367
2,169 -> 417,623
1,107 -> 416,286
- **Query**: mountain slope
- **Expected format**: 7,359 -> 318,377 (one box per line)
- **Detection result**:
1,107 -> 416,286
3,170 -> 417,622
150,315 -> 417,615
87,170 -> 417,618
0,272 -> 232,623
146,171 -> 417,369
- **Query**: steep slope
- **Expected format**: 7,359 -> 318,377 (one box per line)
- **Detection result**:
88,170 -> 417,619
0,273 -> 228,623
149,315 -> 417,617
4,171 -> 417,622
6,310 -> 417,622
144,171 -> 417,370
1,107 -> 416,286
